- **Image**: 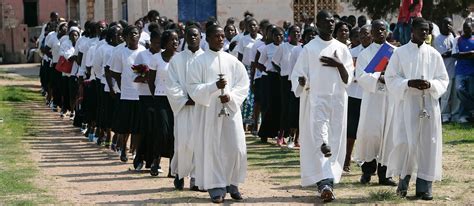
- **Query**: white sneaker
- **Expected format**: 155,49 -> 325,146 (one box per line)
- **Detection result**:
158,168 -> 164,173
458,116 -> 469,124
442,116 -> 450,123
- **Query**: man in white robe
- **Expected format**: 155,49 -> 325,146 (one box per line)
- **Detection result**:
385,17 -> 449,200
354,20 -> 397,186
291,11 -> 354,202
186,25 -> 249,203
166,25 -> 205,190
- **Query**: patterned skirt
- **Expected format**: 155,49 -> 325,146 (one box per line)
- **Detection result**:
241,65 -> 254,125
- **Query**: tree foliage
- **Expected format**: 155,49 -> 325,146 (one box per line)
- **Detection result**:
352,0 -> 471,23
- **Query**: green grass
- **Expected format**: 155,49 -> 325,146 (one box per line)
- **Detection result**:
443,123 -> 474,144
368,189 -> 400,201
0,86 -> 52,204
0,86 -> 43,102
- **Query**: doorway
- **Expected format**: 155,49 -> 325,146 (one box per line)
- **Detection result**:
23,0 -> 38,27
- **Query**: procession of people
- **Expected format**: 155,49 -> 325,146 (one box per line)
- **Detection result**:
36,6 -> 473,203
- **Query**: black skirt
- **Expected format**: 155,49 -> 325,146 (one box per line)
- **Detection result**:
288,92 -> 300,129
112,99 -> 141,134
347,96 -> 362,139
83,80 -> 98,123
253,78 -> 263,104
258,72 -> 281,138
95,82 -> 105,128
279,76 -> 292,133
137,96 -> 174,165
102,92 -> 119,129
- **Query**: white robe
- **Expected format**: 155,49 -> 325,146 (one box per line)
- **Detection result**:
186,49 -> 249,189
291,36 -> 354,186
166,48 -> 205,178
354,42 -> 396,166
385,41 -> 448,182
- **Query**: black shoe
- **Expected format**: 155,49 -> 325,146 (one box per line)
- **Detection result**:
211,195 -> 224,203
321,143 -> 332,157
174,176 -> 184,190
379,178 -> 397,186
360,174 -> 371,184
396,188 -> 408,198
190,186 -> 207,192
260,137 -> 268,143
416,192 -> 433,200
230,192 -> 243,201
120,153 -> 128,162
150,163 -> 159,176
320,185 -> 335,202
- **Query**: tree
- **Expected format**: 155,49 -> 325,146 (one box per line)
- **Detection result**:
352,0 -> 470,23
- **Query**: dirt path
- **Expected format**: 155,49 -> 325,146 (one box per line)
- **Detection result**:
2,64 -> 473,205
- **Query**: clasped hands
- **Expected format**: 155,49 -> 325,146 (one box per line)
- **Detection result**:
408,79 -> 431,90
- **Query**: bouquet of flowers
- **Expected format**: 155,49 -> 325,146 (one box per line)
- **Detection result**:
131,64 -> 150,83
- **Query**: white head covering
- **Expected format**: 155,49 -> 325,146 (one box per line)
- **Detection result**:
69,26 -> 81,35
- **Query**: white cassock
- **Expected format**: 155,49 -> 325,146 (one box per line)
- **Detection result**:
186,49 -> 249,189
291,36 -> 354,186
290,46 -> 311,152
354,42 -> 396,166
385,41 -> 448,181
166,48 -> 205,179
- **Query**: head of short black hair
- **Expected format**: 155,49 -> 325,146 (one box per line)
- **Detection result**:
349,27 -> 360,38
68,20 -> 79,30
244,11 -> 254,17
160,29 -> 177,49
106,25 -> 120,42
150,30 -> 161,41
317,10 -> 332,23
411,17 -> 428,29
302,26 -> 318,39
123,25 -> 138,37
205,20 -> 219,30
50,12 -> 59,18
165,22 -> 178,31
259,19 -> 270,29
224,24 -> 235,32
288,24 -> 300,34
148,22 -> 162,34
118,20 -> 128,28
333,21 -> 352,37
147,10 -> 160,19
185,24 -> 201,35
206,25 -> 222,37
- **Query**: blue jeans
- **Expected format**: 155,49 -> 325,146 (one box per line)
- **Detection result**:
455,75 -> 474,118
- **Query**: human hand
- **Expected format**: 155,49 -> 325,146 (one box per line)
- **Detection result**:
408,79 -> 430,90
219,94 -> 230,103
320,51 -> 343,69
216,78 -> 227,89
298,76 -> 306,86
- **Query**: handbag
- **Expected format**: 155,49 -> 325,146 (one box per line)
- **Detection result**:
55,56 -> 73,73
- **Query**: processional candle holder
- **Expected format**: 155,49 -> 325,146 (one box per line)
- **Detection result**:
418,75 -> 431,119
217,73 -> 230,117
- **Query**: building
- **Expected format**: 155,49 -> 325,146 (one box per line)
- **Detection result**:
0,0 -> 66,63
70,0 -> 359,27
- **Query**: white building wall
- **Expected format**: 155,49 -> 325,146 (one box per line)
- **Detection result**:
79,0 -> 87,26
94,0 -> 105,21
217,0 -> 293,26
148,0 -> 178,22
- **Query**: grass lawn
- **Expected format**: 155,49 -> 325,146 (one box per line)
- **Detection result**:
0,86 -> 52,204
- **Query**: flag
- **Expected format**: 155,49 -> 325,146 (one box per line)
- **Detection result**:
364,43 -> 395,73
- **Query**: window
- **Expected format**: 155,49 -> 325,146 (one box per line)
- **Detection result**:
293,0 -> 315,24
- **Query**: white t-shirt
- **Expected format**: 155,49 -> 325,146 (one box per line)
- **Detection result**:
109,45 -> 146,100
134,49 -> 157,96
272,42 -> 299,77
139,31 -> 150,47
103,43 -> 123,93
347,44 -> 364,99
59,38 -> 79,76
237,34 -> 263,66
251,40 -> 265,80
149,52 -> 172,96
258,43 -> 279,73
45,32 -> 61,64
289,45 -> 303,79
